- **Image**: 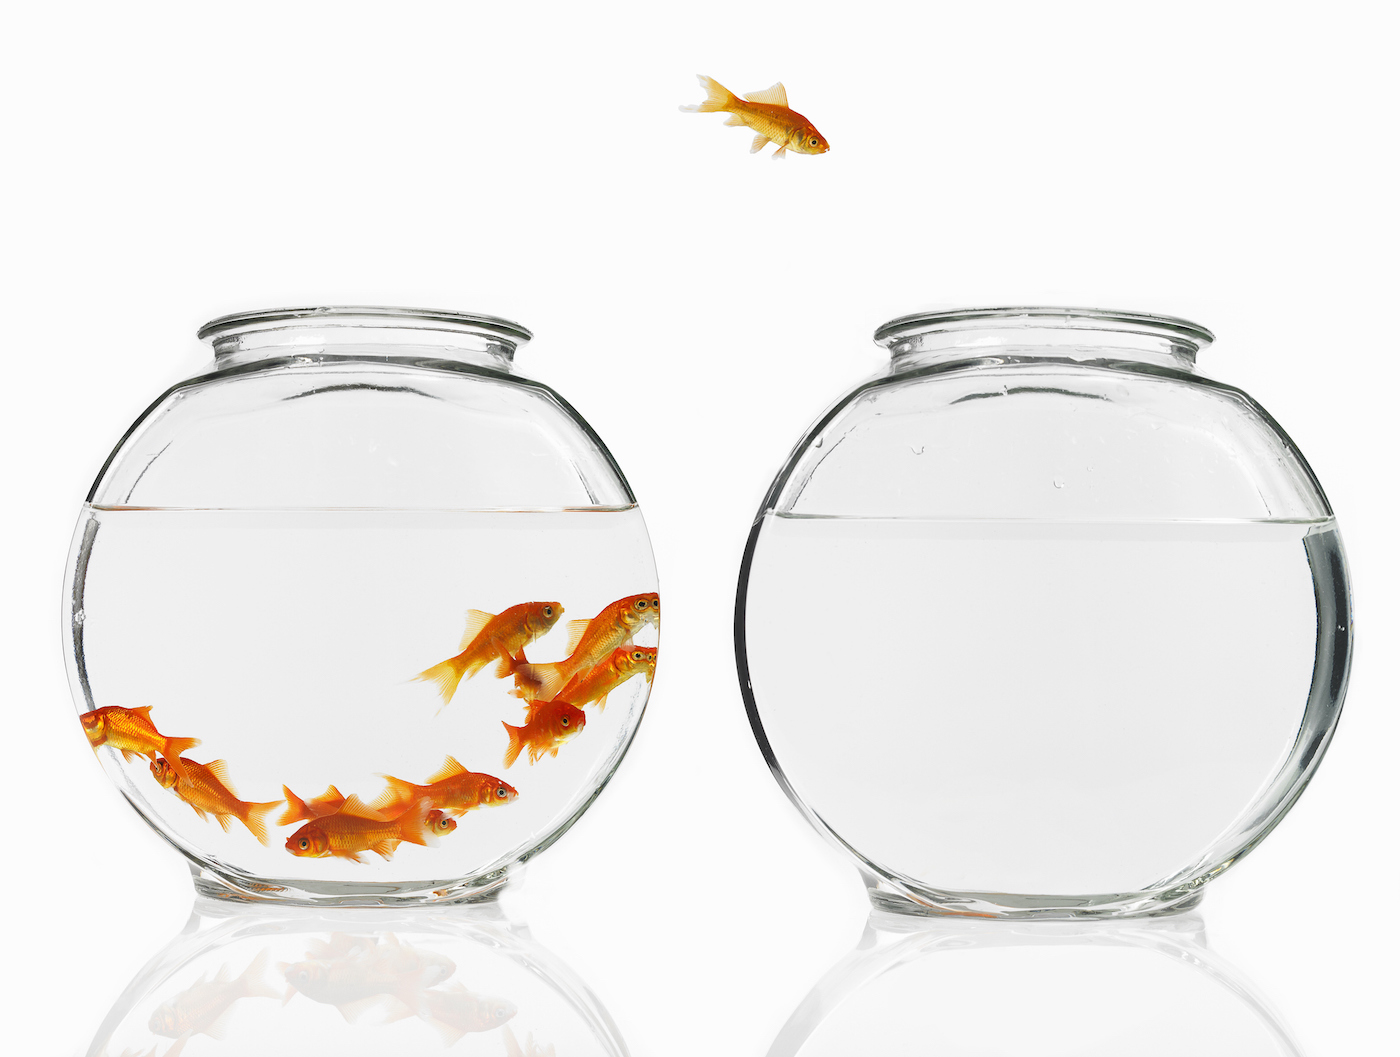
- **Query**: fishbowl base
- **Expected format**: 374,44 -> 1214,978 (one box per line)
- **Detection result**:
190,863 -> 514,907
866,878 -> 1206,920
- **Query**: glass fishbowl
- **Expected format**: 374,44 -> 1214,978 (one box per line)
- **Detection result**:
736,307 -> 1350,918
66,307 -> 659,904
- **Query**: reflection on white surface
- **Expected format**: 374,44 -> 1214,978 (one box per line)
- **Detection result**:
769,911 -> 1304,1057
88,897 -> 627,1056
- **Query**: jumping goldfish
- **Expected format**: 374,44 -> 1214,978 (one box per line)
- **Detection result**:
278,783 -> 349,826
422,983 -> 517,1046
283,933 -> 452,1022
285,796 -> 437,863
148,950 -> 278,1045
515,593 -> 659,701
503,699 -> 586,768
150,757 -> 281,845
681,75 -> 829,159
551,646 -> 657,711
372,755 -> 518,818
415,602 -> 564,706
81,706 -> 199,783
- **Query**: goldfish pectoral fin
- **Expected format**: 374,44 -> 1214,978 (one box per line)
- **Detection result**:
772,146 -> 788,160
119,748 -> 139,763
724,113 -> 748,127
750,134 -> 771,154
744,81 -> 788,107
189,805 -> 210,821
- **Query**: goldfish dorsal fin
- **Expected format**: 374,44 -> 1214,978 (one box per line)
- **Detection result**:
131,705 -> 154,718
745,82 -> 788,107
339,795 -> 389,820
427,755 -> 468,784
458,610 -> 495,650
204,759 -> 233,786
565,619 -> 592,654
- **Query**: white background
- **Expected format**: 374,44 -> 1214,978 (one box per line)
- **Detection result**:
3,1 -> 1397,1053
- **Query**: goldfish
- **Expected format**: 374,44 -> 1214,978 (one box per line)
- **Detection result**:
422,983 -> 517,1046
503,1025 -> 557,1057
415,602 -> 564,706
150,757 -> 281,845
681,75 -> 829,159
373,755 -> 519,819
278,783 -> 349,826
514,593 -> 659,701
148,949 -> 278,1045
285,796 -> 437,863
428,809 -> 458,836
80,705 -> 199,783
551,646 -> 657,711
503,699 -> 586,768
283,933 -> 453,1022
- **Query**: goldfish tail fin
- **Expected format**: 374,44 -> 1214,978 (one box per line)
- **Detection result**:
414,656 -> 467,705
515,662 -> 567,702
680,73 -> 736,113
162,740 -> 200,781
395,797 -> 437,848
241,800 -> 282,846
279,785 -> 310,827
369,775 -> 418,816
503,722 -> 525,768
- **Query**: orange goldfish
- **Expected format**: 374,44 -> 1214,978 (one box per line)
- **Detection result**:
428,809 -> 457,836
148,950 -> 278,1044
285,796 -> 437,863
415,602 -> 564,706
81,706 -> 199,783
283,935 -> 450,1022
278,783 -> 349,826
515,593 -> 659,701
423,983 -> 517,1046
552,646 -> 657,711
681,75 -> 829,159
503,699 -> 586,767
150,757 -> 281,845
373,755 -> 518,818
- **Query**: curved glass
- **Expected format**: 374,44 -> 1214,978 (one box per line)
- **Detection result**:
769,911 -> 1304,1055
66,308 -> 660,904
737,307 -> 1351,917
86,898 -> 628,1056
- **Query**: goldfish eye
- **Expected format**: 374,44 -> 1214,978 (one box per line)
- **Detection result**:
560,716 -> 570,727
543,606 -> 553,617
497,787 -> 508,798
299,838 -> 309,850
635,600 -> 647,609
810,137 -> 819,146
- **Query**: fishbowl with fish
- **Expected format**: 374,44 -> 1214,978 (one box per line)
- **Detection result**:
86,897 -> 627,1056
66,307 -> 659,904
736,307 -> 1351,918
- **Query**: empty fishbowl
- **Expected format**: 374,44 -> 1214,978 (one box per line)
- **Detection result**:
736,307 -> 1350,918
66,307 -> 659,904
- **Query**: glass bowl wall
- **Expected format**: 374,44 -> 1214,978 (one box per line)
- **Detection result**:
736,307 -> 1350,918
66,307 -> 659,904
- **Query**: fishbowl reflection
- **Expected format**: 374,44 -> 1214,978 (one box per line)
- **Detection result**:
769,911 -> 1305,1057
89,897 -> 627,1055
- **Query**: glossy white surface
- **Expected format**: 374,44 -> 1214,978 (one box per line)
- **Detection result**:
3,1 -> 1396,1052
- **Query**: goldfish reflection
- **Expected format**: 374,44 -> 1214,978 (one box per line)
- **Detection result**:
89,899 -> 628,1055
